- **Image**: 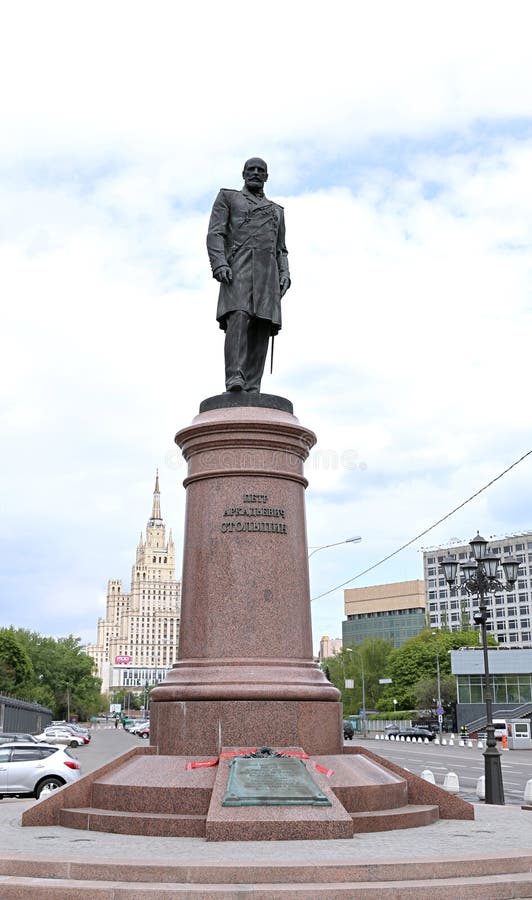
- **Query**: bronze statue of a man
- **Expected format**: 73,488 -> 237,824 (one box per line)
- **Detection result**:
207,158 -> 290,393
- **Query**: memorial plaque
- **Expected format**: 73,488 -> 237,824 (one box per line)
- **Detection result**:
222,757 -> 332,807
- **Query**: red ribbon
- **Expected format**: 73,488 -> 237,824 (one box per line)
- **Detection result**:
185,758 -> 219,770
185,749 -> 318,770
280,750 -> 310,759
314,763 -> 334,777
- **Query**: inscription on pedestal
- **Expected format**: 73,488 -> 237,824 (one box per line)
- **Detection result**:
220,492 -> 288,535
222,757 -> 331,807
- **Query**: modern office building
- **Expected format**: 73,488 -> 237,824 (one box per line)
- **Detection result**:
86,473 -> 181,694
342,579 -> 427,648
423,531 -> 532,647
450,647 -> 532,730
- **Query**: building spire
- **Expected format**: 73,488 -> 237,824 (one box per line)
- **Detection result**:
149,469 -> 162,523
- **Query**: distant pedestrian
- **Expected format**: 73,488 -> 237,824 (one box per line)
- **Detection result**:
114,716 -> 119,729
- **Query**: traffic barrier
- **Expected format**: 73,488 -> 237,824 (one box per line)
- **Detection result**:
459,739 -> 465,746
467,740 -> 473,748
524,779 -> 532,804
434,737 -> 440,745
424,737 -> 429,743
476,775 -> 485,799
502,735 -> 508,750
421,769 -> 435,784
477,739 -> 484,749
449,738 -> 454,746
442,738 -> 447,745
443,772 -> 460,793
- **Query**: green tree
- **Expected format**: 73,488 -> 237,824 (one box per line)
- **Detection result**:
0,628 -> 34,699
414,674 -> 456,711
14,630 -> 101,719
376,628 -> 497,711
321,638 -> 393,717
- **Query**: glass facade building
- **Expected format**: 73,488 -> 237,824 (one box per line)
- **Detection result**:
450,648 -> 532,729
343,579 -> 427,649
343,606 -> 427,648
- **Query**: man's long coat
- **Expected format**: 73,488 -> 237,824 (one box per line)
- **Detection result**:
207,187 -> 290,335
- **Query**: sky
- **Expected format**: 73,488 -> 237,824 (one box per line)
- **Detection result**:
1,1 -> 532,655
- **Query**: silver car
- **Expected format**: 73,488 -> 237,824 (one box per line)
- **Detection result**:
0,733 -> 39,745
0,742 -> 81,798
35,728 -> 86,747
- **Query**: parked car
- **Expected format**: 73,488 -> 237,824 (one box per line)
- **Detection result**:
128,720 -> 149,734
0,741 -> 81,798
0,733 -> 39,745
66,724 -> 91,741
343,720 -> 355,740
51,721 -> 90,739
35,728 -> 87,748
136,724 -> 150,739
386,726 -> 436,742
493,720 -> 508,740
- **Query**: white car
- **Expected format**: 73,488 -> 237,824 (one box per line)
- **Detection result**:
35,728 -> 86,748
0,742 -> 81,798
128,720 -> 149,734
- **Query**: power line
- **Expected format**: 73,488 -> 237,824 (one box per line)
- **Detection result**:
311,448 -> 532,602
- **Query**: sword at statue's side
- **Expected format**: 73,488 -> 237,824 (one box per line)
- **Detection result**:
270,334 -> 274,374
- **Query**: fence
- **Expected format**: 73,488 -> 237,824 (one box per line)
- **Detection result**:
348,716 -> 413,732
0,695 -> 52,735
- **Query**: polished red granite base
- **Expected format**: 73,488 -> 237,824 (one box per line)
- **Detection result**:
151,404 -> 343,757
150,699 -> 343,756
205,753 -> 353,841
22,745 -> 473,839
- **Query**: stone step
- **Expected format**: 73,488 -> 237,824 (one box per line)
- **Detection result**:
2,871 -> 532,898
3,849 -> 532,885
350,803 -> 439,832
91,779 -> 212,815
58,806 -> 207,837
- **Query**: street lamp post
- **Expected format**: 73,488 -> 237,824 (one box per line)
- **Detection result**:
431,632 -> 443,734
308,536 -> 361,559
346,647 -> 366,737
440,532 -> 520,805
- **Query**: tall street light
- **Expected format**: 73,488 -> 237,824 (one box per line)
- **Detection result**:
440,532 -> 520,805
308,536 -> 361,559
431,632 -> 443,734
346,647 -> 367,737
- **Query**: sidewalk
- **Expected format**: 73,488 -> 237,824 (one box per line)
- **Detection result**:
2,796 -> 532,864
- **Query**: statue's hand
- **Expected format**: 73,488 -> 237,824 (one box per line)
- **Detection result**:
214,265 -> 232,285
280,276 -> 290,297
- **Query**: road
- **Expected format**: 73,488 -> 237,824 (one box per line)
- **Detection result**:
5,726 -> 531,810
350,735 -> 532,805
74,723 -> 142,774
83,728 -> 532,807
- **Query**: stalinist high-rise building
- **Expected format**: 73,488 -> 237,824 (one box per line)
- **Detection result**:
87,473 -> 181,695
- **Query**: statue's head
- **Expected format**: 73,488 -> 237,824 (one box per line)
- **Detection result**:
243,157 -> 268,193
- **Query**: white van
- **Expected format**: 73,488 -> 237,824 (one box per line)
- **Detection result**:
493,720 -> 507,739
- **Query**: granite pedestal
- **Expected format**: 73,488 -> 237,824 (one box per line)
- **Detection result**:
150,399 -> 342,757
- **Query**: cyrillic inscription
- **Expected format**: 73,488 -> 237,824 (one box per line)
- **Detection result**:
221,493 -> 288,535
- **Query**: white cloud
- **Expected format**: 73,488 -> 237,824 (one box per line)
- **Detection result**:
1,2 -> 531,653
